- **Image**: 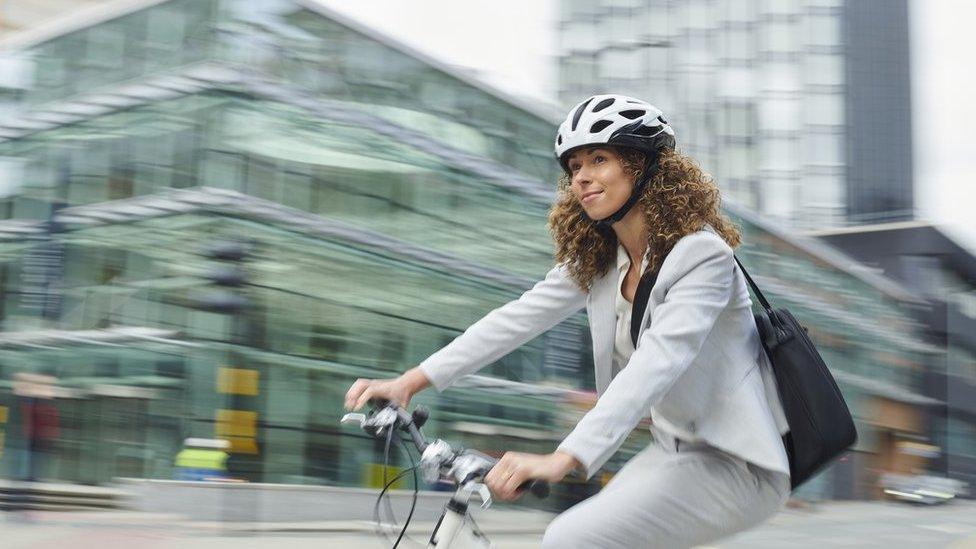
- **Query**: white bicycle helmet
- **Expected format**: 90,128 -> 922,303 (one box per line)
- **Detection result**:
555,94 -> 675,173
554,94 -> 676,227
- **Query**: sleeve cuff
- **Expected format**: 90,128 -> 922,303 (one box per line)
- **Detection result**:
555,440 -> 603,481
418,361 -> 452,392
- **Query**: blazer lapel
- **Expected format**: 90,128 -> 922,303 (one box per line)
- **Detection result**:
588,269 -> 617,395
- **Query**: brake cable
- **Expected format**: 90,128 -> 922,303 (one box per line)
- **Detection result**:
372,420 -> 423,548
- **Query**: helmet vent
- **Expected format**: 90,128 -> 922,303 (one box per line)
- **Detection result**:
658,116 -> 668,124
620,109 -> 646,120
557,134 -> 563,145
571,97 -> 594,131
633,124 -> 661,137
590,120 -> 613,133
592,98 -> 615,112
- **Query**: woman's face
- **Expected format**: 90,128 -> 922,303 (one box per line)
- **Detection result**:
566,147 -> 635,220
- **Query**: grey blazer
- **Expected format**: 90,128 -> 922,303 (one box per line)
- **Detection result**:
419,228 -> 790,480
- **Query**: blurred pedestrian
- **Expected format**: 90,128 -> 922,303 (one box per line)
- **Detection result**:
14,372 -> 60,483
345,94 -> 792,548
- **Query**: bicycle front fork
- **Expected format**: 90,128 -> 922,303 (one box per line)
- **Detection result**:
428,491 -> 493,548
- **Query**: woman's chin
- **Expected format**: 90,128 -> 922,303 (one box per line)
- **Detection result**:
582,205 -> 611,221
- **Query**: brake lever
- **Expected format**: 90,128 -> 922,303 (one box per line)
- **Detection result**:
340,406 -> 400,438
340,412 -> 367,425
458,482 -> 493,510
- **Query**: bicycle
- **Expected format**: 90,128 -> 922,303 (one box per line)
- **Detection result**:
341,400 -> 550,548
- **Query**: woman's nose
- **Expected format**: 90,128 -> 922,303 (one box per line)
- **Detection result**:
572,166 -> 592,187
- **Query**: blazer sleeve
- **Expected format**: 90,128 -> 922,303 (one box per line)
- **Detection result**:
556,233 -> 735,479
419,263 -> 587,391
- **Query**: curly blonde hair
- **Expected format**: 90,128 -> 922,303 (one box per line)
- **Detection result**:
547,148 -> 742,292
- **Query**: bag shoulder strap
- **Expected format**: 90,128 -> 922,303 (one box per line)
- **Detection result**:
732,255 -> 774,315
630,268 -> 658,347
630,254 -> 774,346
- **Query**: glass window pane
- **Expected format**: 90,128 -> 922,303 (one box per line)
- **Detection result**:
805,93 -> 843,126
724,28 -> 754,59
763,21 -> 799,52
761,137 -> 798,169
85,23 -> 126,69
806,14 -> 841,47
806,54 -> 843,86
760,98 -> 799,131
805,132 -> 843,165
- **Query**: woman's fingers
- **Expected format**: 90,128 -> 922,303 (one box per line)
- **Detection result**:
345,376 -> 418,413
354,385 -> 376,411
487,453 -> 527,501
501,468 -> 528,500
346,379 -> 378,410
344,379 -> 369,410
485,464 -> 505,498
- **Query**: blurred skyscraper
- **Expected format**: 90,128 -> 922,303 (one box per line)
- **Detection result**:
556,0 -> 914,229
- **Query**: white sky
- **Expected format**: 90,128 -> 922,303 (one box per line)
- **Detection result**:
909,0 -> 976,252
325,0 -> 976,248
316,0 -> 558,104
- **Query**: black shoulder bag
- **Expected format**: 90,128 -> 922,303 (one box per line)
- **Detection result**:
629,255 -> 858,490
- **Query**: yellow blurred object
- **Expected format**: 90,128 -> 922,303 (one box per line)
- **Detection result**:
215,409 -> 257,438
222,436 -> 259,455
175,448 -> 228,470
217,367 -> 260,395
364,463 -> 405,489
215,410 -> 259,454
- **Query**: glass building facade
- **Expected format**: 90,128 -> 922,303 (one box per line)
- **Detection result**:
0,0 -> 940,502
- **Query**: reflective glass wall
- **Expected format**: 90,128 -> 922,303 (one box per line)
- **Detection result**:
15,0 -> 559,186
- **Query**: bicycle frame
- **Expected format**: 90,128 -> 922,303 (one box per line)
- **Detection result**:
428,490 -> 492,548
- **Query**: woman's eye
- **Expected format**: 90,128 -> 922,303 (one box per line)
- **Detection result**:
594,155 -> 606,164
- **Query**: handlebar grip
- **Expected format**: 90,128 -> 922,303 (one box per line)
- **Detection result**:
518,479 -> 550,499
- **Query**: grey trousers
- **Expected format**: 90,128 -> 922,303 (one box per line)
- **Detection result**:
543,432 -> 790,548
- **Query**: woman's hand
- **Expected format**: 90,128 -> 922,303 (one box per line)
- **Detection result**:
343,368 -> 431,411
485,451 -> 581,502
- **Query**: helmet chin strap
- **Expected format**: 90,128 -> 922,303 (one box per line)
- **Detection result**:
587,162 -> 659,229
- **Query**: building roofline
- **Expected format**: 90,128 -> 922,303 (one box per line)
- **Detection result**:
810,220 -> 976,283
724,199 -> 927,305
806,220 -> 933,237
0,0 -> 171,51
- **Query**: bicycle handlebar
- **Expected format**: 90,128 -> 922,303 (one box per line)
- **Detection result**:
341,399 -> 549,499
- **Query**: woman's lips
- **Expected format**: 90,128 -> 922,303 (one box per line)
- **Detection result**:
581,191 -> 603,203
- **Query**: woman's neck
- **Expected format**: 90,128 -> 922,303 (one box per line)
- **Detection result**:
611,208 -> 649,267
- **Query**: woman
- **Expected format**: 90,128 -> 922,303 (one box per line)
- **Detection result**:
344,94 -> 791,548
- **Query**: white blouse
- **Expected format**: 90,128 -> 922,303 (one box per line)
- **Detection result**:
612,244 -> 700,443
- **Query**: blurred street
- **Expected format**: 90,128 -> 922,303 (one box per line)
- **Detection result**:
4,500 -> 976,548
